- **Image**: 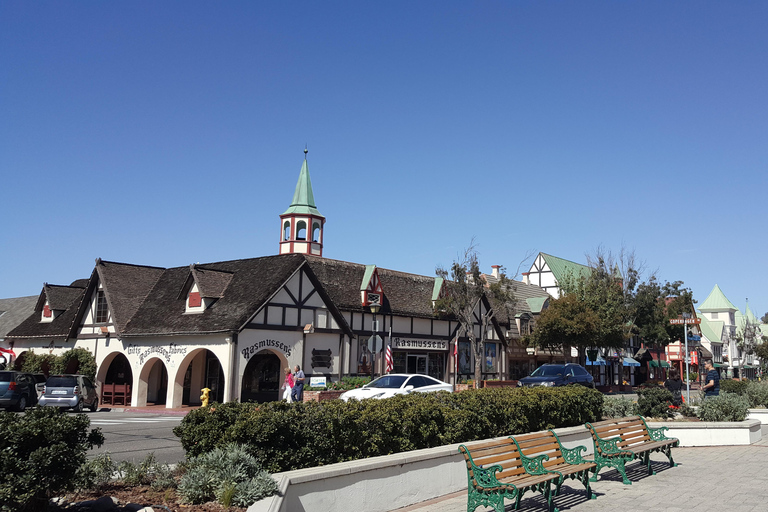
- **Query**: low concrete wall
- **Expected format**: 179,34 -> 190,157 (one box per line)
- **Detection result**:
747,408 -> 768,425
247,420 -> 760,512
648,419 -> 762,446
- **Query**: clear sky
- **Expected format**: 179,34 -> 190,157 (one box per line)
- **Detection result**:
2,1 -> 766,319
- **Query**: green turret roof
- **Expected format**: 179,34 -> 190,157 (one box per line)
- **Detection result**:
699,284 -> 738,312
282,153 -> 324,218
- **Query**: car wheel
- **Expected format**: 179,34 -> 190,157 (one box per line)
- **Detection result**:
73,399 -> 84,413
15,395 -> 27,412
89,398 -> 98,412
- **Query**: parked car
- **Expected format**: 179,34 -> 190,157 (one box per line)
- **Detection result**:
517,363 -> 595,388
339,373 -> 452,401
38,374 -> 99,412
30,373 -> 47,400
0,371 -> 39,411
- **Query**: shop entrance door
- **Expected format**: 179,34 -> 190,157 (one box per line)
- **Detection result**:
407,354 -> 427,375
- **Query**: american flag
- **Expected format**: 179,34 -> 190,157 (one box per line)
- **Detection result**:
385,343 -> 393,373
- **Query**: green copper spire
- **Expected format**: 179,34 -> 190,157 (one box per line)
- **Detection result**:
282,149 -> 324,217
699,284 -> 738,312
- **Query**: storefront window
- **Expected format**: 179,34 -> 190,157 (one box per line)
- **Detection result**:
485,343 -> 498,372
428,353 -> 445,381
458,341 -> 471,375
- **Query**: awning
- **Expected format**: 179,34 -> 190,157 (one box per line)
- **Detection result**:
622,357 -> 641,367
585,354 -> 607,366
714,363 -> 725,368
649,360 -> 671,368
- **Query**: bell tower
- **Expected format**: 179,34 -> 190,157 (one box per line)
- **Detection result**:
279,149 -> 325,256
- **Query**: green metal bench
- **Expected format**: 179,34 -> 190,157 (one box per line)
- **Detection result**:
585,415 -> 679,485
458,430 -> 596,512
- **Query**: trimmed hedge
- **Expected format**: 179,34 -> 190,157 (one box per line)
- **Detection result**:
174,386 -> 603,473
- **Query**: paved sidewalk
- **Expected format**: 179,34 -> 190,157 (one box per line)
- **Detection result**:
394,435 -> 768,512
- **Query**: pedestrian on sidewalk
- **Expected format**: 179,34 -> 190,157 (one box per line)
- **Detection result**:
291,365 -> 305,402
701,359 -> 720,398
665,368 -> 684,408
282,367 -> 294,402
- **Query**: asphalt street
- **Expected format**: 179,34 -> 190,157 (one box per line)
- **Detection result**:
86,410 -> 185,464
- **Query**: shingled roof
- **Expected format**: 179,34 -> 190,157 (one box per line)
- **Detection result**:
0,296 -> 38,339
123,254 -> 306,336
304,256 -> 438,318
95,260 -> 166,334
7,284 -> 87,341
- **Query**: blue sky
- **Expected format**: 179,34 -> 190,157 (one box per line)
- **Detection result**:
2,1 -> 766,318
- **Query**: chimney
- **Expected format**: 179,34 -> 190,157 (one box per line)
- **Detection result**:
522,272 -> 530,285
491,265 -> 500,279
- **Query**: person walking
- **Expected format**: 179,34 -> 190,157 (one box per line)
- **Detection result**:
664,368 -> 684,408
291,365 -> 305,402
282,367 -> 294,402
701,359 -> 720,398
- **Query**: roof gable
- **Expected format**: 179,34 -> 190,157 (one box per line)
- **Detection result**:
699,284 -> 738,312
540,253 -> 591,283
94,259 -> 166,333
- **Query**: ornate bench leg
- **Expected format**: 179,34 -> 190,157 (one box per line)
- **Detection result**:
664,445 -> 677,467
582,470 -> 596,499
614,458 -> 632,485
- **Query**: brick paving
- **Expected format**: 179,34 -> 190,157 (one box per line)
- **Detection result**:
393,433 -> 768,512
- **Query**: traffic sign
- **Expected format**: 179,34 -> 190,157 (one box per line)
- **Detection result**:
669,318 -> 702,325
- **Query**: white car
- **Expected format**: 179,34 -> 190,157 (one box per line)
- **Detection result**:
339,373 -> 452,401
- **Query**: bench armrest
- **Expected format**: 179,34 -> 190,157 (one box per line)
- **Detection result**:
519,452 -> 552,476
549,429 -> 591,465
594,435 -> 633,457
639,416 -> 677,442
458,445 -> 509,490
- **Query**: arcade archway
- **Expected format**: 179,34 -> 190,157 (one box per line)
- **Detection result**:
173,349 -> 225,407
241,351 -> 282,403
139,358 -> 168,406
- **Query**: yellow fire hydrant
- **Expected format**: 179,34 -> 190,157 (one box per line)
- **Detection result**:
200,387 -> 211,407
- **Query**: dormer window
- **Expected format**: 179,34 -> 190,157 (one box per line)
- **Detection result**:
95,291 -> 109,323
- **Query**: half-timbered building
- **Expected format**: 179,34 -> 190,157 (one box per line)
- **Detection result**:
5,152 -> 510,407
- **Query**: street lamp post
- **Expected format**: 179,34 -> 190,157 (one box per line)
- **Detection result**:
683,313 -> 691,404
369,303 -> 381,382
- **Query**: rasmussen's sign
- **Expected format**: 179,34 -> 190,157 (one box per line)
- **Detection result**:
391,337 -> 448,351
242,339 -> 292,359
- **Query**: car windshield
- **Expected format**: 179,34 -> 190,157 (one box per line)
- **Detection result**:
46,376 -> 77,387
530,366 -> 565,377
366,375 -> 408,389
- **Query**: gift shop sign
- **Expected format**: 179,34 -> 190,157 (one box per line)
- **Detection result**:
127,343 -> 188,366
242,339 -> 293,359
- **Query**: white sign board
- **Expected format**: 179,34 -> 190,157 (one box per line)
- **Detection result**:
309,376 -> 327,388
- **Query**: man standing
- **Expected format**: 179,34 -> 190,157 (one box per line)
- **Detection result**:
701,359 -> 720,398
291,365 -> 305,402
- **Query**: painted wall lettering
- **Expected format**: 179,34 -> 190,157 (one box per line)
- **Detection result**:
391,337 -> 448,351
126,343 -> 188,365
242,339 -> 292,359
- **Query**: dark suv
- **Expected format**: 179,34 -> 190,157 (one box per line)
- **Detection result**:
517,363 -> 595,388
0,371 -> 39,411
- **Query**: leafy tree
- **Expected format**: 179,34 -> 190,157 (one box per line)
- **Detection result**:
435,242 -> 513,387
762,312 -> 768,324
523,294 -> 602,356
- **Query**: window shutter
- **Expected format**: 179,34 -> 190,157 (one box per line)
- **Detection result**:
43,304 -> 52,318
188,292 -> 202,308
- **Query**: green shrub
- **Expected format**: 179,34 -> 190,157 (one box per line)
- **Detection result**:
16,348 -> 97,380
697,392 -> 750,421
173,401 -> 256,456
174,386 -> 603,473
636,387 -> 675,419
75,453 -> 118,492
117,453 -> 176,489
307,376 -> 371,391
720,379 -> 749,395
602,397 -> 637,419
177,443 -> 277,506
744,381 -> 768,408
0,407 -> 104,512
